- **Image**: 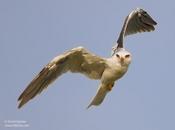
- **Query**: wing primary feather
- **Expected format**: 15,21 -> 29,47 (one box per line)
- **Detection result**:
18,67 -> 49,101
18,56 -> 69,108
18,66 -> 52,108
18,47 -> 106,108
112,8 -> 157,55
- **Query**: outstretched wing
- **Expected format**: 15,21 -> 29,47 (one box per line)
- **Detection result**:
18,47 -> 106,108
124,8 -> 157,36
113,8 -> 157,53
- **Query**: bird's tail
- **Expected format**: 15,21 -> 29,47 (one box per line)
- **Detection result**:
87,84 -> 109,109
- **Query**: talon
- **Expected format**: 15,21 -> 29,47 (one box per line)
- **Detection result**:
107,83 -> 114,91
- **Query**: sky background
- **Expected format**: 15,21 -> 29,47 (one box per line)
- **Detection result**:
1,0 -> 175,130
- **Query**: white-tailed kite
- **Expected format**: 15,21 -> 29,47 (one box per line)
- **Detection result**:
18,8 -> 157,109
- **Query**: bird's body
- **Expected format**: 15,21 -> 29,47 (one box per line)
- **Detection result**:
18,47 -> 131,108
18,8 -> 157,109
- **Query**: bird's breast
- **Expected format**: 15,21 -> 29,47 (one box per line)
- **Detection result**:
103,62 -> 129,83
112,67 -> 127,80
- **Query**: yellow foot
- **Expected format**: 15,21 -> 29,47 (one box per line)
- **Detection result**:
107,83 -> 114,91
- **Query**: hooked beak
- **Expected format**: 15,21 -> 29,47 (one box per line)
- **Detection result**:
120,57 -> 124,63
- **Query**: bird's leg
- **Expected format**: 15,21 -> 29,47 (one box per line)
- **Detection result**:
106,83 -> 114,91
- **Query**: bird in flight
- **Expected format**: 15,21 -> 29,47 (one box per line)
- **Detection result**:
18,8 -> 157,109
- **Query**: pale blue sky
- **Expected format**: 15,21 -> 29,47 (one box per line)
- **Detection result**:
1,0 -> 175,130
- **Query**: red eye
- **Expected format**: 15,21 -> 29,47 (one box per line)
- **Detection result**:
125,54 -> 130,58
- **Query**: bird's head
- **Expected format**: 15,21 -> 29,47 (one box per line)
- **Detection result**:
113,48 -> 131,66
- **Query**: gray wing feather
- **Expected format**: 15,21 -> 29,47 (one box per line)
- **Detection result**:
115,8 -> 157,50
18,47 -> 106,108
124,8 -> 157,36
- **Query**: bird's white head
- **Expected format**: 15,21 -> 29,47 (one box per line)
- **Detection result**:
113,48 -> 131,66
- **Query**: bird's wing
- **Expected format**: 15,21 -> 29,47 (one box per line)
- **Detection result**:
115,8 -> 157,50
124,8 -> 157,36
18,47 -> 106,108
